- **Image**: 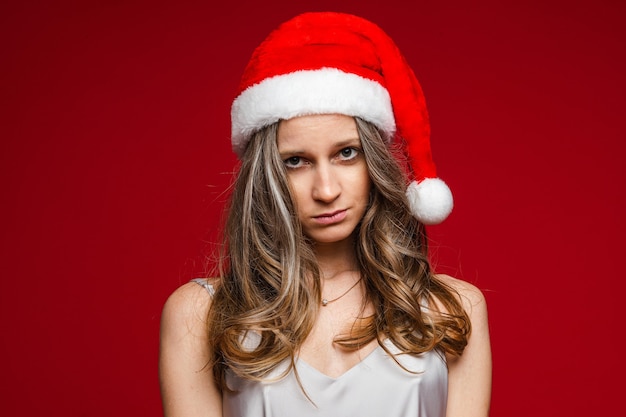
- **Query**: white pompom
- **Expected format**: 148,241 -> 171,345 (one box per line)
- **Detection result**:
405,178 -> 453,225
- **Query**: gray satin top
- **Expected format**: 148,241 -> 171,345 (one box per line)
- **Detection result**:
192,278 -> 448,417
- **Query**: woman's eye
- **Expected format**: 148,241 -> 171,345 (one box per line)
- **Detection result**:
284,156 -> 303,168
339,147 -> 358,160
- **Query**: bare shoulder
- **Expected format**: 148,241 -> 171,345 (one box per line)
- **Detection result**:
159,279 -> 216,361
161,280 -> 214,330
433,273 -> 487,316
159,279 -> 222,416
434,274 -> 492,416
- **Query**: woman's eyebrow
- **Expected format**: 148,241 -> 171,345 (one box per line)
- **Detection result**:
332,138 -> 361,148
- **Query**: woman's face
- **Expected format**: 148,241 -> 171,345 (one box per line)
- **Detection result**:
277,114 -> 371,245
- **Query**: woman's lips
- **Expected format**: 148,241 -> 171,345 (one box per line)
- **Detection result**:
312,209 -> 347,225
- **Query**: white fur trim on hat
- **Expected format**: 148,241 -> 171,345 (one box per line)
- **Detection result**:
406,178 -> 453,225
231,68 -> 395,156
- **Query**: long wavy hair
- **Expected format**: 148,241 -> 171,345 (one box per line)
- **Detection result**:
207,118 -> 470,389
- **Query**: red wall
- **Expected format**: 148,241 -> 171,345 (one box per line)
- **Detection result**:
2,1 -> 624,415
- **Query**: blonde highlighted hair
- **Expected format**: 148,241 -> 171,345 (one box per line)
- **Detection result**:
207,118 -> 469,389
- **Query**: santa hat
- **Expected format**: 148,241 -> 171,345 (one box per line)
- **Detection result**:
231,12 -> 453,225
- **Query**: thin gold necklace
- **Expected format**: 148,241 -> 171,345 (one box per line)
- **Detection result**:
321,277 -> 362,306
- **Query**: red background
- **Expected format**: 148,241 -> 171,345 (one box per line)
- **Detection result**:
2,1 -> 624,415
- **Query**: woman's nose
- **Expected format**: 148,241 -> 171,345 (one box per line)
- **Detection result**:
312,164 -> 340,202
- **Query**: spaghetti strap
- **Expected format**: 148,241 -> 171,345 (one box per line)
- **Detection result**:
190,278 -> 215,297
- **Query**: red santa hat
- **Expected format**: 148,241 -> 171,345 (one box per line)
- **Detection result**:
231,12 -> 453,225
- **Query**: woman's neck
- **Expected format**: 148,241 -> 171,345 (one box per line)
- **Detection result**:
312,237 -> 359,279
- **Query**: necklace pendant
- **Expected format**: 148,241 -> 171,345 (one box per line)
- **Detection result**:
321,298 -> 329,306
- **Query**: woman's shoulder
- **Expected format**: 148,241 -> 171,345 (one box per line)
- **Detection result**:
159,279 -> 223,415
433,273 -> 487,315
434,274 -> 492,415
161,279 -> 218,331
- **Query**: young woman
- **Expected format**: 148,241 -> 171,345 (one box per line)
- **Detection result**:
159,12 -> 491,417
